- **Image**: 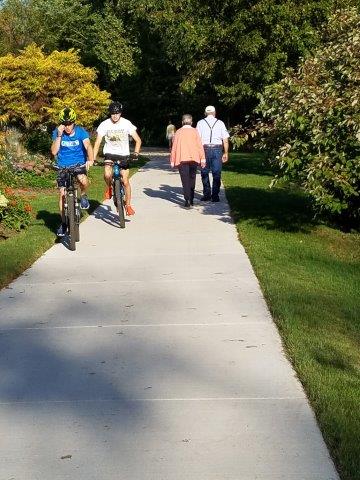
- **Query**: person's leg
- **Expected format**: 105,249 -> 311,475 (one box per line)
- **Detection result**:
77,174 -> 89,194
77,173 -> 90,209
104,164 -> 113,199
189,162 -> 197,205
57,187 -> 66,235
178,163 -> 191,203
210,148 -> 223,201
121,168 -> 135,215
201,149 -> 211,200
56,171 -> 67,236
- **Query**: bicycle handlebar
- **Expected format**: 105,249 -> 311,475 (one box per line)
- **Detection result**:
53,163 -> 86,172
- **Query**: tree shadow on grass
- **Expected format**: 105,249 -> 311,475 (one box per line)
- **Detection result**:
36,210 -> 59,233
223,152 -> 317,233
36,200 -> 102,234
226,152 -> 274,176
225,185 -> 317,233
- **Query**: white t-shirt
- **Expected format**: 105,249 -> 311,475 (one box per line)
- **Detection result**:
97,117 -> 137,155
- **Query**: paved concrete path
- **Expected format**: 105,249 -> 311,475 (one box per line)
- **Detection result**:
0,151 -> 338,479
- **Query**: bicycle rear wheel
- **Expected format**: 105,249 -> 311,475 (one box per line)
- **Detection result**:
114,178 -> 125,228
67,192 -> 76,251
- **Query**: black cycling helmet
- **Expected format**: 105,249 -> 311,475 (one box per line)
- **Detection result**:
108,101 -> 123,115
59,107 -> 76,124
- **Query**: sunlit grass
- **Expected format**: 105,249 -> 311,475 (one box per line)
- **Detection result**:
223,152 -> 360,480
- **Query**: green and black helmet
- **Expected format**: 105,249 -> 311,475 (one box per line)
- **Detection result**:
59,107 -> 77,124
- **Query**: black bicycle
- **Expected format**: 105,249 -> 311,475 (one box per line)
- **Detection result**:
111,156 -> 128,229
57,165 -> 83,250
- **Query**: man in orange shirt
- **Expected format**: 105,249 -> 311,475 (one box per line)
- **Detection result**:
170,114 -> 206,208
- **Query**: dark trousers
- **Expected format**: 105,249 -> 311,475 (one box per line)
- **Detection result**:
201,146 -> 223,199
178,162 -> 198,202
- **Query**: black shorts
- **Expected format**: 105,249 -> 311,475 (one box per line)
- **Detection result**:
57,165 -> 87,188
104,154 -> 129,170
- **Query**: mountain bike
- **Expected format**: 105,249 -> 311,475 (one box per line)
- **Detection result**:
57,164 -> 83,250
111,156 -> 128,229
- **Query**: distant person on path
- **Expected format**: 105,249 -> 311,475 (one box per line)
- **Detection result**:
170,114 -> 206,209
93,101 -> 141,216
196,105 -> 229,202
166,120 -> 176,151
51,107 -> 94,237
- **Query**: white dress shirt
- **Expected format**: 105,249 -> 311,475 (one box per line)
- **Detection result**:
196,115 -> 229,145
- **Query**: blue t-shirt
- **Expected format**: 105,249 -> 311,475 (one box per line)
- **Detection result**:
52,125 -> 89,167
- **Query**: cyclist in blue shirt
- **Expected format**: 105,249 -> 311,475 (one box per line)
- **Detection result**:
51,107 -> 94,236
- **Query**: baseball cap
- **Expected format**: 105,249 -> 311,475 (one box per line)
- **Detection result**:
205,105 -> 216,113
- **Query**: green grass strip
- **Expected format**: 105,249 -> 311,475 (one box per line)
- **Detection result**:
0,161 -> 146,289
222,152 -> 360,480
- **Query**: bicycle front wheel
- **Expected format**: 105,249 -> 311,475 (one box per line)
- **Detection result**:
114,179 -> 125,229
74,193 -> 80,242
67,192 -> 76,251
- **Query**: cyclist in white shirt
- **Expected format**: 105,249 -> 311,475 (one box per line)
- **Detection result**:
93,102 -> 141,216
196,105 -> 229,202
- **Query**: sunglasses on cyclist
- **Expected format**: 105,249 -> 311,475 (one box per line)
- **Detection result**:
62,121 -> 74,126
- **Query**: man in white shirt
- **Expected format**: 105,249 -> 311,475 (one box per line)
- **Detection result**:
93,101 -> 141,216
196,105 -> 229,202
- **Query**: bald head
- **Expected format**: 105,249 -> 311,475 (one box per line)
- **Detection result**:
182,114 -> 193,125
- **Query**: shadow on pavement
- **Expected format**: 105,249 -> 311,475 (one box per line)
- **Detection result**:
93,204 -> 129,228
143,185 -> 185,206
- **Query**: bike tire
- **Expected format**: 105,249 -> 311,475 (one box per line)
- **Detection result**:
114,179 -> 125,229
74,193 -> 80,242
67,192 -> 76,251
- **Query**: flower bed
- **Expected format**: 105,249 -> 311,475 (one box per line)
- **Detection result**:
0,188 -> 32,238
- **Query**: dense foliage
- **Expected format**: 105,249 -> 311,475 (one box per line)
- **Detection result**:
233,9 -> 360,224
0,45 -> 110,129
0,0 -> 356,140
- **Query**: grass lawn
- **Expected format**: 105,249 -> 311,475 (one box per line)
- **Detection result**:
222,152 -> 360,480
0,160 -> 146,289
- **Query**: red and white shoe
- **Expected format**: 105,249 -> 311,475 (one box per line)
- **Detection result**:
125,204 -> 135,216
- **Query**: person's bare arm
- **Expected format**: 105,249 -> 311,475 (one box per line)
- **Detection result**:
93,134 -> 103,162
51,124 -> 65,156
83,138 -> 94,170
131,131 -> 142,155
222,138 -> 229,163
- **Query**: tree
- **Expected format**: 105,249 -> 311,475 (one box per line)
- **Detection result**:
235,9 -> 360,224
122,0 -> 356,110
0,0 -> 92,54
0,44 -> 110,129
0,0 -> 139,83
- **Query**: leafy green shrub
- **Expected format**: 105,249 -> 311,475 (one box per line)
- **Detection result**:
23,130 -> 52,155
16,170 -> 55,189
0,44 -> 110,129
0,145 -> 55,189
232,9 -> 360,226
0,188 -> 32,232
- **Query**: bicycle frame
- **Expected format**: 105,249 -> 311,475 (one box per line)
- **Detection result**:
111,157 -> 128,229
58,165 -> 82,250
